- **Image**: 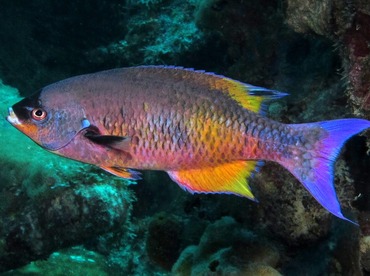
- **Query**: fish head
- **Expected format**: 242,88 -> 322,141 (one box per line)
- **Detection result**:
7,89 -> 90,151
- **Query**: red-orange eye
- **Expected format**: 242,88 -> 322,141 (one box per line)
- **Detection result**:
31,108 -> 47,121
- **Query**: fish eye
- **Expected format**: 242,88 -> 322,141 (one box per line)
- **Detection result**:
31,108 -> 47,121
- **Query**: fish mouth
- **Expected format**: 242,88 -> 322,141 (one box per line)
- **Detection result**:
6,107 -> 21,126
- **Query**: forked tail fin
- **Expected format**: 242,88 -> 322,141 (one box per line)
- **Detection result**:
281,119 -> 370,224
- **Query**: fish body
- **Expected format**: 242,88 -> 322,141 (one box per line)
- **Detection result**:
6,66 -> 370,223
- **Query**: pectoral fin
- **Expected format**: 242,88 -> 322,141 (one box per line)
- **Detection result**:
85,132 -> 131,152
100,165 -> 141,180
167,160 -> 261,200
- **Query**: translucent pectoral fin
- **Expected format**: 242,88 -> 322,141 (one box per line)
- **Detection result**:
167,160 -> 260,200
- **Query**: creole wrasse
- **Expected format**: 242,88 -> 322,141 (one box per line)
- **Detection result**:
6,66 -> 370,224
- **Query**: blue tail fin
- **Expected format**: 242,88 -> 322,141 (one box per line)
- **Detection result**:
283,119 -> 370,224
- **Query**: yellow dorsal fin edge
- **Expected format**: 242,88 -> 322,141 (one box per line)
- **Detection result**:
212,78 -> 287,114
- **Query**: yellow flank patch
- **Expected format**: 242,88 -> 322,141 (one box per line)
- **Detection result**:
143,102 -> 149,112
212,78 -> 264,113
168,160 -> 257,199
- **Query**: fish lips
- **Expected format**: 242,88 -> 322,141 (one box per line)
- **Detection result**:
6,107 -> 21,126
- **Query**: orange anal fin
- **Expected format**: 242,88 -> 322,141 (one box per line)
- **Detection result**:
167,161 -> 260,200
100,166 -> 141,180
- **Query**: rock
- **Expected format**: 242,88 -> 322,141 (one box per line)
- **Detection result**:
0,180 -> 133,272
172,217 -> 281,275
5,247 -> 109,276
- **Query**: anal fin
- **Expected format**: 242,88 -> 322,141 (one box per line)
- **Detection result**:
167,160 -> 260,200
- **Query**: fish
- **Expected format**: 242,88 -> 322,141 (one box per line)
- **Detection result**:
6,66 -> 370,224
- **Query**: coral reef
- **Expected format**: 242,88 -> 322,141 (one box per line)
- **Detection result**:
286,0 -> 370,114
4,247 -> 109,276
251,159 -> 357,246
252,164 -> 332,246
88,0 -> 202,66
360,228 -> 370,272
172,217 -> 281,275
0,162 -> 133,272
358,212 -> 370,274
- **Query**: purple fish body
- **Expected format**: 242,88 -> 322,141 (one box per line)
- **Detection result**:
6,66 -> 370,224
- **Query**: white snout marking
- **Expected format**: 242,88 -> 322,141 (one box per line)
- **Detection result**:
6,107 -> 21,125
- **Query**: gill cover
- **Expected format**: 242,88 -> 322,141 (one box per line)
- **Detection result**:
10,91 -> 90,151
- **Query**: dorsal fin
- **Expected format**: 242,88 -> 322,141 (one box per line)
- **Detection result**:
136,65 -> 288,115
211,78 -> 288,115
